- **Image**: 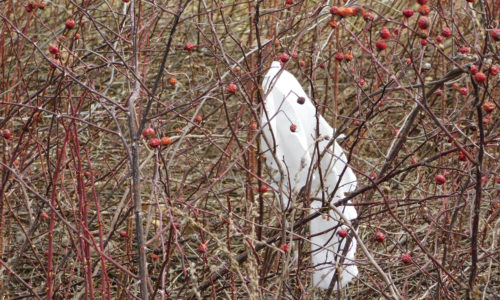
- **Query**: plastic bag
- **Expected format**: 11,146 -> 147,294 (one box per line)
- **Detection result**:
261,61 -> 358,289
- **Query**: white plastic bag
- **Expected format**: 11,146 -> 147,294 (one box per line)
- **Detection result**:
261,61 -> 358,289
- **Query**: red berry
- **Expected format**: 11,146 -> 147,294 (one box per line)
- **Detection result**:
401,253 -> 412,264
329,6 -> 339,15
459,46 -> 470,54
393,28 -> 400,35
375,40 -> 387,51
142,127 -> 155,138
470,65 -> 479,75
36,1 -> 47,9
338,228 -> 348,238
119,231 -> 127,238
149,138 -> 161,148
340,7 -> 355,17
184,42 -> 195,51
291,51 -> 298,58
353,6 -> 365,17
334,52 -> 344,61
2,129 -> 12,139
329,20 -> 338,28
152,253 -> 159,260
40,212 -> 49,220
168,77 -> 177,86
490,65 -> 499,76
249,123 -> 258,130
473,72 -> 487,83
160,137 -> 173,146
435,89 -> 442,96
417,0 -> 428,4
259,185 -> 268,193
380,27 -> 390,39
359,78 -> 365,86
285,0 -> 293,4
49,45 -> 59,55
194,115 -> 203,123
290,124 -> 297,132
459,87 -> 468,95
420,38 -> 428,46
458,151 -> 467,162
375,232 -> 385,242
319,62 -> 325,69
417,5 -> 431,16
297,97 -> 305,104
417,17 -> 430,30
441,27 -> 452,38
491,29 -> 500,42
49,59 -> 58,69
280,244 -> 290,252
65,18 -> 76,30
435,174 -> 446,185
25,3 -> 34,12
403,9 -> 414,18
198,243 -> 208,253
227,83 -> 238,94
363,13 -> 374,21
419,31 -> 429,39
299,60 -> 306,67
435,35 -> 443,43
482,102 -> 495,113
280,53 -> 290,63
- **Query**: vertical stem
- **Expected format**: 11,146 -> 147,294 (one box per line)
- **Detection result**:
84,148 -> 110,299
254,0 -> 264,241
245,0 -> 257,243
468,83 -> 483,299
0,166 -> 6,294
129,108 -> 148,300
47,131 -> 70,300
128,0 -> 148,298
333,23 -> 339,129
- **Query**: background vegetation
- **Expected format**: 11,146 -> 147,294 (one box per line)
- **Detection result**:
0,0 -> 499,298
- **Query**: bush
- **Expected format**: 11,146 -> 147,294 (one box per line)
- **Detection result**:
0,0 -> 498,298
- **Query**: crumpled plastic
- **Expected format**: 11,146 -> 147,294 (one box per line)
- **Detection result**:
261,61 -> 358,289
